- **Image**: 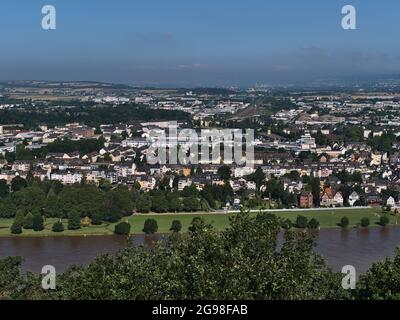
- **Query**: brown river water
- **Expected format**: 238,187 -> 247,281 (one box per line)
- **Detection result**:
0,227 -> 399,275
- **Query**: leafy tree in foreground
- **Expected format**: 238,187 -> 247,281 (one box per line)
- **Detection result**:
6,211 -> 400,299
3,211 -> 349,300
355,248 -> 400,300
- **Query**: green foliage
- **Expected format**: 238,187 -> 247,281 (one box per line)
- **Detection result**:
360,217 -> 370,227
143,219 -> 158,234
68,211 -> 81,230
0,179 -> 209,223
10,223 -> 22,235
32,213 -> 44,232
52,221 -> 65,233
284,171 -> 301,181
280,218 -> 293,230
340,216 -> 350,228
217,165 -> 232,181
356,248 -> 400,299
0,104 -> 190,128
264,177 -> 295,206
136,194 -> 152,213
295,215 -> 308,229
0,200 -> 17,218
170,220 -> 182,233
0,179 -> 9,198
201,184 -> 234,209
166,192 -> 182,212
11,176 -> 27,192
102,187 -> 133,222
0,257 -> 25,299
379,215 -> 390,227
248,167 -> 266,190
367,132 -> 395,153
182,197 -> 200,212
114,222 -> 131,235
91,211 -> 104,225
188,217 -> 210,233
308,218 -> 320,230
6,211 -> 400,299
181,184 -> 199,198
0,211 -> 351,300
13,210 -> 24,226
23,213 -> 34,229
151,193 -> 169,213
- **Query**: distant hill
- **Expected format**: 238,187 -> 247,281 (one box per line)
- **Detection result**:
0,80 -> 132,90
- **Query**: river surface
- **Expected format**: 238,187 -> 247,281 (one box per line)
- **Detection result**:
1,227 -> 400,275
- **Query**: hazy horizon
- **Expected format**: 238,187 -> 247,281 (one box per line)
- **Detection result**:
1,0 -> 399,87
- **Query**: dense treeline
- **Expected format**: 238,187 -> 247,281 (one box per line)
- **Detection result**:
0,104 -> 190,128
0,211 -> 397,300
0,179 -> 234,223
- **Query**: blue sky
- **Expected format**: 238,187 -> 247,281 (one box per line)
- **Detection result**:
0,0 -> 399,86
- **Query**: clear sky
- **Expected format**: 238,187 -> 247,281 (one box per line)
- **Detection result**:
0,0 -> 399,86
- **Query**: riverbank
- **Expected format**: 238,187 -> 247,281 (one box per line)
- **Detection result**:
0,207 -> 395,237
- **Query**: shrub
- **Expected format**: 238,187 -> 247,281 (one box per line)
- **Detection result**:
52,221 -> 64,233
81,216 -> 92,227
68,211 -> 81,230
295,215 -> 308,229
91,212 -> 104,225
340,216 -> 350,228
33,214 -> 44,232
10,223 -> 22,235
114,222 -> 131,235
23,213 -> 34,229
360,217 -> 370,227
280,218 -> 293,230
379,215 -> 390,227
170,220 -> 182,233
143,219 -> 158,234
308,218 -> 320,230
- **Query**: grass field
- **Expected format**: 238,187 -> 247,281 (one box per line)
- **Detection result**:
0,208 -> 396,237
